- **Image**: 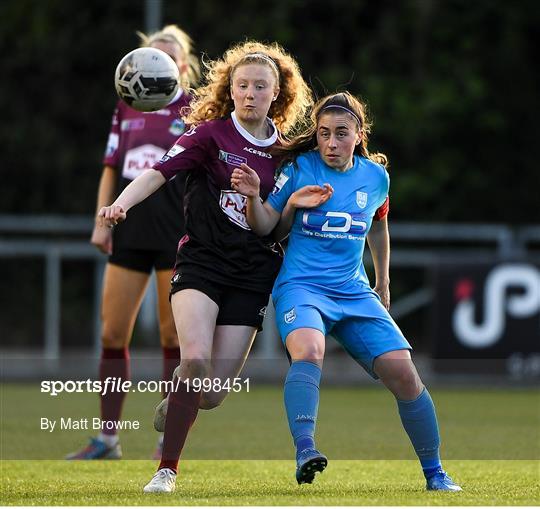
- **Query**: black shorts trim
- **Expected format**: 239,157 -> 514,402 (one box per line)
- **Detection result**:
170,273 -> 270,331
109,246 -> 176,273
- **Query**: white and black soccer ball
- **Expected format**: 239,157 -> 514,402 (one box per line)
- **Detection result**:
114,47 -> 180,112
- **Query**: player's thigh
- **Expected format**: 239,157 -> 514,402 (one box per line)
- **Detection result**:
155,268 -> 178,348
196,285 -> 266,408
210,324 -> 258,380
333,296 -> 411,379
170,288 -> 219,366
373,350 -> 423,400
198,324 -> 257,409
373,348 -> 415,381
209,285 -> 268,379
101,262 -> 150,347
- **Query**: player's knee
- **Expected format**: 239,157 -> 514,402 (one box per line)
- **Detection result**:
179,357 -> 210,380
389,368 -> 423,400
292,344 -> 325,363
101,325 -> 129,349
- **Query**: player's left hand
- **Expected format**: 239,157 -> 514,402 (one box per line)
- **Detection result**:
289,184 -> 334,209
231,163 -> 260,197
374,282 -> 390,310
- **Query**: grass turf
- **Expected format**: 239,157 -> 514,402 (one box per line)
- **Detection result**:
2,459 -> 539,505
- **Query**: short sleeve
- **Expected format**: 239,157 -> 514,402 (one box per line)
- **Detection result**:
153,124 -> 211,180
266,162 -> 297,213
102,103 -> 121,168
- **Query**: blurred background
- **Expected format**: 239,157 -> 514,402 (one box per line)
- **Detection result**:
1,0 -> 539,383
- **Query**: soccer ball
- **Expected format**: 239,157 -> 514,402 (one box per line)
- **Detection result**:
114,47 -> 180,112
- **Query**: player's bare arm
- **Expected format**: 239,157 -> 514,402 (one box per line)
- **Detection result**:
98,169 -> 166,227
91,165 -> 117,253
367,216 -> 390,309
272,200 -> 296,242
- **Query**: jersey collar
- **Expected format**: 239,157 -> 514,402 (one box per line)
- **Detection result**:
231,111 -> 277,147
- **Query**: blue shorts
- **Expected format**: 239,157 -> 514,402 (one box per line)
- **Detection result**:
274,287 -> 411,379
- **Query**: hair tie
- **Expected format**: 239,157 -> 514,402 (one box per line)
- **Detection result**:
321,105 -> 361,126
241,52 -> 280,77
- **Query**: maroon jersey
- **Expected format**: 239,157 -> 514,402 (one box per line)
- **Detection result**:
154,112 -> 283,293
103,91 -> 191,251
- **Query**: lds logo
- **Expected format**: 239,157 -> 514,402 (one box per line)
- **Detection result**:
302,210 -> 367,234
452,264 -> 540,348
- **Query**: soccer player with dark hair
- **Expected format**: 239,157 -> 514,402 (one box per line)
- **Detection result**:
231,91 -> 462,492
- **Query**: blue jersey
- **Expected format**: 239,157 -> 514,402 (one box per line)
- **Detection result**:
267,151 -> 389,300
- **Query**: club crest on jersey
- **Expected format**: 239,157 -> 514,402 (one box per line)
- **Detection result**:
272,172 -> 290,194
284,307 -> 296,324
218,150 -> 247,167
169,118 -> 186,136
356,191 -> 368,209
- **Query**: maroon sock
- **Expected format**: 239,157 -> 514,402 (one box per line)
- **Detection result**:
99,347 -> 130,436
162,346 -> 181,397
158,380 -> 201,473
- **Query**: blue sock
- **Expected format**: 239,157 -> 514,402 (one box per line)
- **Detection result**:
284,361 -> 321,457
397,387 -> 442,477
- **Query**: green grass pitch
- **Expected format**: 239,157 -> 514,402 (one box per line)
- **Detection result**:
2,459 -> 539,505
1,383 -> 539,505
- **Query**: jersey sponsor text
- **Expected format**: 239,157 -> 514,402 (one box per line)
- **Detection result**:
219,190 -> 250,230
219,150 -> 248,166
302,210 -> 367,236
243,146 -> 272,158
122,144 -> 166,180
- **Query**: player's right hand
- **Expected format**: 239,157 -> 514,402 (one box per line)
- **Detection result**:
90,224 -> 113,255
289,184 -> 334,209
97,204 -> 127,228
